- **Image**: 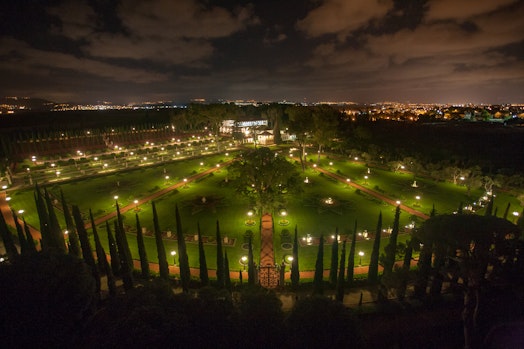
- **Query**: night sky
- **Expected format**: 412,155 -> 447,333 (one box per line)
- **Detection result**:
1,0 -> 523,104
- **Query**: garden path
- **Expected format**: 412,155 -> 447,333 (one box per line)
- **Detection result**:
258,214 -> 279,288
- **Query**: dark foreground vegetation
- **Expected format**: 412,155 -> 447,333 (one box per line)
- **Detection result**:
2,204 -> 523,348
0,250 -> 363,348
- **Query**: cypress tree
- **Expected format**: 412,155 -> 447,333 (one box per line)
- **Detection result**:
414,239 -> 432,298
175,204 -> 190,293
503,202 -> 511,220
430,204 -> 436,217
89,209 -> 113,296
383,205 -> 401,278
114,220 -> 134,290
197,222 -> 209,286
0,209 -> 18,260
60,189 -> 80,257
135,213 -> 150,279
457,202 -> 463,215
216,220 -> 224,288
429,242 -> 446,299
336,240 -> 347,302
347,220 -> 357,285
105,221 -> 121,275
484,195 -> 494,216
11,209 -> 28,255
72,205 -> 100,292
43,188 -> 66,252
517,208 -> 524,233
329,227 -> 339,287
115,202 -> 133,271
247,235 -> 255,286
368,212 -> 382,283
291,225 -> 300,290
34,185 -> 51,250
398,239 -> 413,301
152,201 -> 169,281
22,218 -> 37,254
312,234 -> 324,295
224,250 -> 231,291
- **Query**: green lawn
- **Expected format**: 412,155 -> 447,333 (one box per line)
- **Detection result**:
6,149 -> 521,276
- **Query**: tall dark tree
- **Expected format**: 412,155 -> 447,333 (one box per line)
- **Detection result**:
329,228 -> 339,287
224,250 -> 231,291
347,220 -> 357,285
22,218 -> 37,254
368,212 -> 382,283
135,213 -> 150,279
413,214 -> 521,349
105,221 -> 121,275
60,190 -> 80,257
247,236 -> 255,286
430,204 -> 436,217
34,184 -> 51,250
484,195 -> 494,216
311,105 -> 339,162
414,203 -> 436,297
397,239 -> 413,301
90,209 -> 116,297
197,222 -> 209,286
175,204 -> 190,292
518,208 -> 524,232
115,202 -> 133,271
312,234 -> 324,295
114,220 -> 134,291
216,220 -> 225,288
336,240 -> 347,302
262,104 -> 283,144
285,297 -> 362,349
286,105 -> 312,171
0,251 -> 97,348
502,202 -> 511,220
72,205 -> 100,292
11,209 -> 27,255
383,205 -> 401,278
0,209 -> 18,260
43,188 -> 66,253
291,225 -> 300,290
152,201 -> 169,281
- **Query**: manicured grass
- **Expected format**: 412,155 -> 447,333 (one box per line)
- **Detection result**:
7,149 -> 521,276
311,155 -> 484,215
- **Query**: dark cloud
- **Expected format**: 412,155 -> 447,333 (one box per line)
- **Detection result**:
424,0 -> 519,22
0,0 -> 522,104
296,0 -> 394,39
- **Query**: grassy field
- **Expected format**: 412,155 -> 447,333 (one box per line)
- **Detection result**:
6,149 -> 521,275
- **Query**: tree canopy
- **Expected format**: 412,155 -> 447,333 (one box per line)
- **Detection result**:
228,147 -> 302,212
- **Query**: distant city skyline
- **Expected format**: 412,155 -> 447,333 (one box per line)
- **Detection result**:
1,0 -> 523,105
